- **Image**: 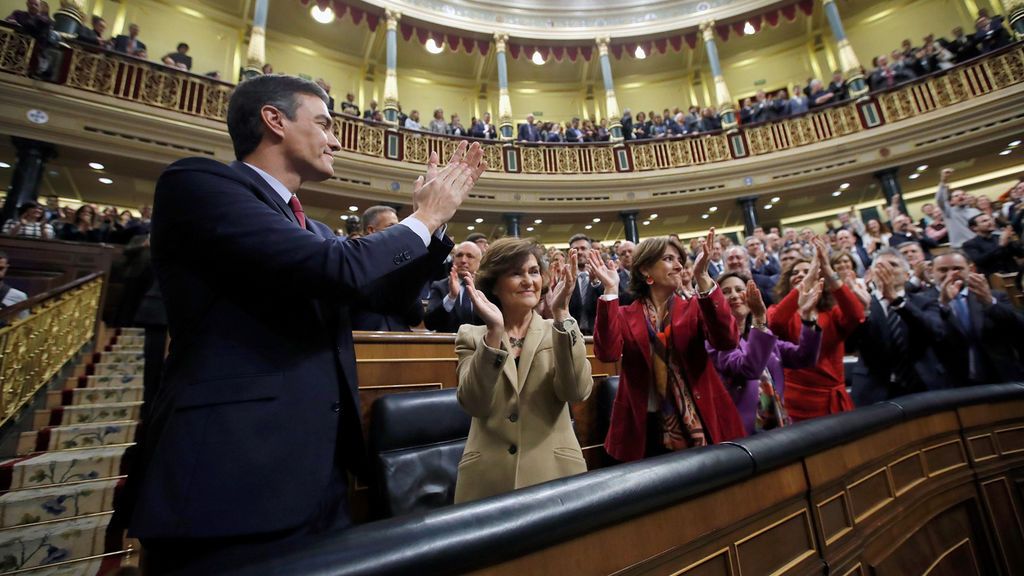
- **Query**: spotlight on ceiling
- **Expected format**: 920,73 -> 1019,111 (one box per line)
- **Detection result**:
999,149 -> 1012,156
634,45 -> 646,59
916,164 -> 928,172
585,224 -> 593,230
534,218 -> 543,224
340,215 -> 349,220
839,182 -> 850,190
592,217 -> 601,223
708,206 -> 718,213
1009,140 -> 1021,147
310,5 -> 334,24
466,225 -> 475,231
771,196 -> 781,203
526,226 -> 535,232
909,173 -> 920,179
531,50 -> 546,65
348,205 -> 359,212
98,177 -> 113,184
764,204 -> 773,210
832,191 -> 842,197
89,162 -> 105,170
425,38 -> 444,54
0,162 -> 10,169
649,214 -> 658,219
743,21 -> 755,35
474,217 -> 484,223
642,220 -> 650,225
701,214 -> 710,219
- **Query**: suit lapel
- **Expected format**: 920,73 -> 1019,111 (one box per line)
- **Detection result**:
624,302 -> 652,367
968,295 -> 984,340
499,332 -> 518,394
229,161 -> 299,226
514,313 -> 545,393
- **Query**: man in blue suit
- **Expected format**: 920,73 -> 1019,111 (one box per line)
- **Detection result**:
517,113 -> 540,142
127,75 -> 486,573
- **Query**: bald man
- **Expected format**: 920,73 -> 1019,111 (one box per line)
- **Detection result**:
424,241 -> 486,332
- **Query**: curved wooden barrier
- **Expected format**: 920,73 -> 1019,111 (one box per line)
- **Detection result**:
197,383 -> 1024,576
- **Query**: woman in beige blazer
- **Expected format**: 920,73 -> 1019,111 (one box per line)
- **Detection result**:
455,238 -> 593,503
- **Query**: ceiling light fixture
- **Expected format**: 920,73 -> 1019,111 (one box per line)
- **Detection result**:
474,217 -> 484,223
534,218 -> 543,224
634,45 -> 646,59
1009,140 -> 1021,147
701,214 -> 710,219
708,206 -> 718,212
585,224 -> 593,230
466,225 -> 475,231
771,196 -> 781,203
909,173 -> 920,179
649,214 -> 658,219
743,21 -> 755,35
531,50 -> 545,65
98,177 -> 113,184
592,217 -> 601,223
832,191 -> 842,197
916,164 -> 928,171
839,182 -> 850,190
0,162 -> 11,169
425,38 -> 444,54
340,215 -> 349,220
310,5 -> 335,24
348,205 -> 359,212
642,220 -> 650,225
526,226 -> 535,232
999,149 -> 1012,156
88,162 -> 104,170
764,204 -> 773,210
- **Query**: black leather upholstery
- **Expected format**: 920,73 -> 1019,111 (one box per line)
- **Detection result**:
368,389 -> 471,518
596,376 -> 619,455
883,382 -> 1024,419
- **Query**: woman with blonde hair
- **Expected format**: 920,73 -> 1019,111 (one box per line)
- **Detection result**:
592,230 -> 744,462
455,238 -> 592,503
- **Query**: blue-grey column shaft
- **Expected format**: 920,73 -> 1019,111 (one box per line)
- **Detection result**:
495,34 -> 513,140
699,21 -> 736,130
383,10 -> 401,124
242,0 -> 269,79
821,0 -> 867,98
596,38 -> 623,141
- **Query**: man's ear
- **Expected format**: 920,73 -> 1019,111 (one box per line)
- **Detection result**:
260,105 -> 287,141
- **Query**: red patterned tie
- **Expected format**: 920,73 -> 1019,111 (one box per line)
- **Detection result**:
288,195 -> 306,229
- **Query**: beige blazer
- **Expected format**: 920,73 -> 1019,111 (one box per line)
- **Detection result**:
454,313 -> 593,504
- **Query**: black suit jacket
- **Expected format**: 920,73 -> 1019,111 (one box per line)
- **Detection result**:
129,159 -> 452,539
849,294 -> 940,406
112,35 -> 146,54
569,274 -> 602,335
517,123 -> 540,142
423,279 -> 484,332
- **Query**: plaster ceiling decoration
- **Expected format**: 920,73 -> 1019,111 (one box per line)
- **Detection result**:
358,0 -> 793,39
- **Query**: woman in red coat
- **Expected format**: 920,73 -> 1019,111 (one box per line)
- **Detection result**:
592,230 -> 745,462
768,236 -> 865,422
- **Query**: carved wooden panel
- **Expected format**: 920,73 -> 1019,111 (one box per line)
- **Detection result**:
734,509 -> 816,576
980,477 -> 1024,574
847,467 -> 894,523
923,439 -> 968,477
816,491 -> 853,546
889,452 -> 927,496
868,503 -> 986,576
967,433 -> 999,463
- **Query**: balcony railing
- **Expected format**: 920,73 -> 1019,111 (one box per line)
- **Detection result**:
0,23 -> 1021,176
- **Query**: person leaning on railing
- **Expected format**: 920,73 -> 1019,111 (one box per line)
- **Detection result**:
593,230 -> 745,462
3,201 -> 54,239
453,238 -> 592,503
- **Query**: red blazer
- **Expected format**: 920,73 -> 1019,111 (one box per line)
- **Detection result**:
594,289 -> 745,462
767,285 -> 864,422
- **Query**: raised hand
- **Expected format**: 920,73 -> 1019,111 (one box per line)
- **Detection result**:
797,279 -> 824,321
548,259 -> 575,320
940,168 -> 953,184
585,248 -> 618,293
801,253 -> 821,292
812,236 -> 840,290
873,264 -> 898,301
746,280 -> 767,323
692,227 -> 716,293
938,273 -> 963,305
464,275 -> 503,330
447,266 -> 461,300
411,141 -> 488,233
966,272 -> 993,305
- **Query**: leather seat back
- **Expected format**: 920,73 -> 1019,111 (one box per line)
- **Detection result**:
369,389 -> 471,518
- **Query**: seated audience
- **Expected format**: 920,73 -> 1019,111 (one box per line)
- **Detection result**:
428,108 -> 448,134
58,204 -> 103,242
920,250 -> 1024,385
827,71 -> 848,102
649,114 -> 667,138
869,55 -> 915,92
594,232 -> 744,461
564,118 -> 584,143
615,240 -> 636,305
454,239 -> 592,503
850,249 -> 940,406
739,98 -> 755,124
545,123 -> 563,142
788,85 -> 809,115
962,213 -> 1023,279
112,23 -> 146,57
425,241 -> 485,332
936,167 -> 980,248
889,213 -> 938,255
831,251 -> 871,309
809,79 -> 834,108
164,42 -> 191,70
710,273 -> 823,435
835,229 -> 871,276
3,201 -> 54,239
768,237 -> 865,422
0,251 -> 28,312
465,232 -> 489,254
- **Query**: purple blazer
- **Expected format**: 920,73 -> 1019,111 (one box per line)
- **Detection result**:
706,325 -> 822,435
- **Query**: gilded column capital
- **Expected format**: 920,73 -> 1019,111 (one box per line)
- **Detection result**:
699,20 -> 716,42
596,36 -> 610,57
494,33 -> 509,52
385,9 -> 401,28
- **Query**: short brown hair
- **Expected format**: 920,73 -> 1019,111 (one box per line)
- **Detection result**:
474,237 -> 545,309
629,236 -> 687,298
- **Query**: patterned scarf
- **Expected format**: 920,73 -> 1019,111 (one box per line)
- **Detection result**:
755,368 -> 791,432
644,298 -> 707,451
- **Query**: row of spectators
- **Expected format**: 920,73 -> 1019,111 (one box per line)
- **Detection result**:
2,196 -> 151,245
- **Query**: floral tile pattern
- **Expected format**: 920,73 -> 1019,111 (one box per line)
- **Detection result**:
52,403 -> 142,426
90,364 -> 144,377
4,445 -> 129,491
75,375 -> 143,389
0,513 -> 111,572
45,422 -> 137,452
0,479 -> 119,527
93,352 -> 144,364
68,387 -> 143,406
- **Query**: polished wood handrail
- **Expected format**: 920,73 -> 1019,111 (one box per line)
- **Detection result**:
0,271 -> 103,322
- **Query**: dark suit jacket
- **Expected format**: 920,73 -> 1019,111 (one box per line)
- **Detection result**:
517,123 -> 540,142
962,234 -> 1024,278
424,279 -> 484,332
112,35 -> 146,55
919,289 -> 1024,385
849,294 -> 941,406
470,123 -> 496,139
569,275 -> 602,335
129,159 -> 452,539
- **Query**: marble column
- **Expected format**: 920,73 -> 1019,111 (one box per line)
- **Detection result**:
596,38 -> 623,141
495,34 -> 514,140
503,213 -> 522,237
619,211 -> 639,244
383,10 -> 401,124
1,138 -> 57,224
1007,1 -> 1024,38
699,21 -> 737,130
737,197 -> 760,236
822,0 -> 869,99
241,0 -> 269,80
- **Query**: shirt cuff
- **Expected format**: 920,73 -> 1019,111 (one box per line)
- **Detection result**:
599,294 -> 619,301
400,216 -> 432,247
442,293 -> 457,312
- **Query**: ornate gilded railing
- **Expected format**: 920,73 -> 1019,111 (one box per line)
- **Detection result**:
0,275 -> 102,427
0,23 -> 1022,175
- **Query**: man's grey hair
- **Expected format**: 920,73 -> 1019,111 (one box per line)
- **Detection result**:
871,247 -> 911,272
361,205 -> 397,234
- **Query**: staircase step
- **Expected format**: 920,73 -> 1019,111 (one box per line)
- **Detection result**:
18,422 -> 138,455
0,446 -> 130,491
113,335 -> 145,347
34,403 -> 143,428
83,363 -> 145,378
46,387 -> 144,409
116,328 -> 145,336
12,555 -> 126,576
0,478 -> 121,529
103,345 -> 144,353
0,512 -> 114,572
91,351 -> 144,365
64,375 -> 143,390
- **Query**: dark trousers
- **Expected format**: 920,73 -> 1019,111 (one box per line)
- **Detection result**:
140,466 -> 350,575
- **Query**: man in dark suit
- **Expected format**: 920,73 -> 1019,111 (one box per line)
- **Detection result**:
470,112 -> 496,139
564,117 -> 585,142
615,240 -> 636,305
920,251 -> 1024,386
424,240 -> 484,332
850,249 -> 942,406
112,23 -> 146,57
517,114 -> 540,142
126,75 -> 486,574
974,15 -> 1011,54
836,229 -> 871,277
723,245 -> 775,305
962,213 -> 1023,279
351,206 -> 438,332
567,234 -> 603,334
945,26 -> 979,63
